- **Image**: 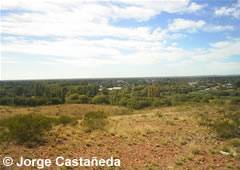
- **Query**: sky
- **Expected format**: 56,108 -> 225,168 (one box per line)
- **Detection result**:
1,0 -> 240,80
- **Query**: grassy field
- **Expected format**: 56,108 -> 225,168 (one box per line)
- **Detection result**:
0,104 -> 240,169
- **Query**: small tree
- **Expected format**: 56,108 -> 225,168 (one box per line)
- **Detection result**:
82,111 -> 108,132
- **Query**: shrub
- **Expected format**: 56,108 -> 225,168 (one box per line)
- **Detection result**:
152,100 -> 164,107
155,112 -> 163,118
214,120 -> 239,138
152,98 -> 172,107
191,96 -> 201,102
126,98 -> 151,110
171,94 -> 188,105
118,97 -> 129,106
197,110 -> 240,139
82,111 -> 108,132
229,138 -> 240,147
56,115 -> 78,126
190,145 -> 202,155
48,97 -> 61,104
213,111 -> 240,138
0,114 -> 53,145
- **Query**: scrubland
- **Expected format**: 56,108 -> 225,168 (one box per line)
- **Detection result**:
0,104 -> 240,169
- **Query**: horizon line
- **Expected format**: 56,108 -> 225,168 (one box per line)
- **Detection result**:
1,74 -> 240,81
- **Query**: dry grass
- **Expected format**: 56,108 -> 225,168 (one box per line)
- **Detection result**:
0,104 -> 132,120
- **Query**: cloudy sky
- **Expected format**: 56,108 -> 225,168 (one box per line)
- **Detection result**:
1,0 -> 240,80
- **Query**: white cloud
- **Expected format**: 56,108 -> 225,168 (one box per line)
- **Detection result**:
215,0 -> 240,19
168,18 -> 206,32
0,56 -> 18,64
110,5 -> 156,21
2,32 -> 238,68
210,41 -> 231,48
54,57 -> 119,67
2,1 -> 203,68
193,39 -> 240,61
2,38 -> 121,58
113,0 -> 205,14
1,0 -> 205,24
1,0 -> 207,39
166,60 -> 193,67
203,25 -> 234,32
168,18 -> 234,33
2,7 -> 173,41
1,0 -> 239,79
2,36 -> 188,66
187,2 -> 206,12
216,7 -> 235,16
209,62 -> 240,72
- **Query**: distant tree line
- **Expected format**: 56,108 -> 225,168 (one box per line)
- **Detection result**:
0,78 -> 240,109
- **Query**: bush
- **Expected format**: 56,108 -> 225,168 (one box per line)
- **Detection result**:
48,97 -> 61,104
171,94 -> 188,105
197,109 -> 240,139
191,145 -> 201,155
55,115 -> 78,126
152,100 -> 164,107
0,114 -> 53,145
118,97 -> 129,106
152,98 -> 172,107
213,111 -> 240,138
214,120 -> 239,138
82,111 -> 108,132
126,98 -> 151,110
155,112 -> 163,118
229,138 -> 240,147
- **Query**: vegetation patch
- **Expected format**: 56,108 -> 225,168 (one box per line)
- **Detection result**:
0,114 -> 53,146
189,144 -> 203,155
155,112 -> 163,118
197,106 -> 240,139
55,115 -> 78,126
82,111 -> 108,132
228,138 -> 240,148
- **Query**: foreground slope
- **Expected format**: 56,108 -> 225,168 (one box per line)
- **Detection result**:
0,104 -> 240,169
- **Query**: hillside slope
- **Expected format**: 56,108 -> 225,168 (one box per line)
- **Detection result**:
0,104 -> 240,169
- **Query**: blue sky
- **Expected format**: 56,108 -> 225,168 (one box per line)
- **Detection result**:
1,0 -> 240,80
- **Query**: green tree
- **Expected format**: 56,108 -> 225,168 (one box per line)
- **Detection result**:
148,84 -> 161,98
92,95 -> 109,104
78,95 -> 89,104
